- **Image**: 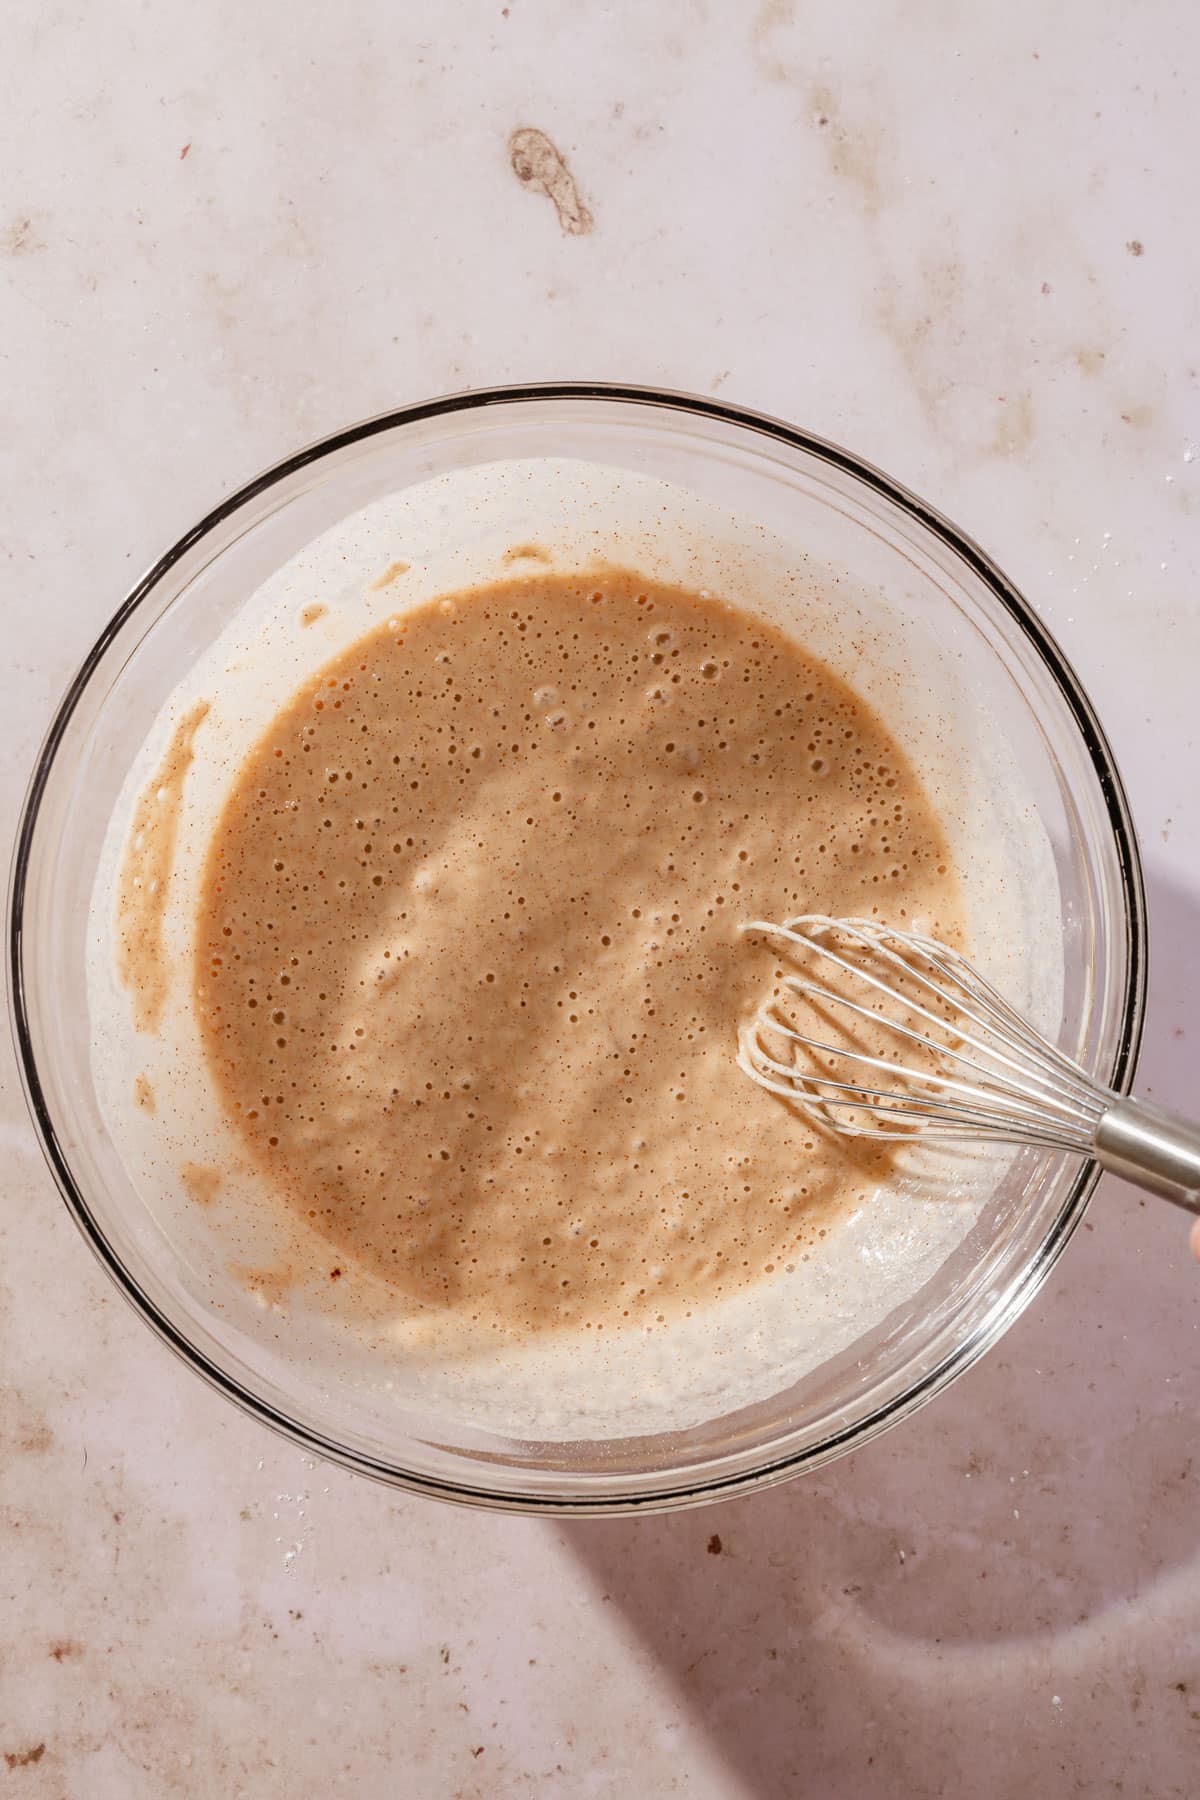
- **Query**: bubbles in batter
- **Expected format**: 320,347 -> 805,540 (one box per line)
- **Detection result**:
193,571 -> 964,1335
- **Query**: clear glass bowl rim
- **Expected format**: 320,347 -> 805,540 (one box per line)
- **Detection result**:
7,381 -> 1147,1513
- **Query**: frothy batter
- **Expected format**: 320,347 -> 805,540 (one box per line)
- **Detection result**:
193,570 -> 964,1334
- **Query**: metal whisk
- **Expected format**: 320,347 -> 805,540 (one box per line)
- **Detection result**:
737,915 -> 1200,1216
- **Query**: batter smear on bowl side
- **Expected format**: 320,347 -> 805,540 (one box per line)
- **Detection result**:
193,570 -> 965,1334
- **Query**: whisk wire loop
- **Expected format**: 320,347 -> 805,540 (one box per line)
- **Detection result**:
738,915 -> 1105,1150
736,913 -> 1200,1219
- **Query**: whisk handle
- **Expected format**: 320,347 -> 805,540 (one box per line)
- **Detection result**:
1095,1097 -> 1200,1216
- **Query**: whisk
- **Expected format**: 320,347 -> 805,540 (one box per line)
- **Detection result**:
737,915 -> 1200,1216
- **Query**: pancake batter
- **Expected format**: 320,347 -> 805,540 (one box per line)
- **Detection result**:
192,570 -> 964,1334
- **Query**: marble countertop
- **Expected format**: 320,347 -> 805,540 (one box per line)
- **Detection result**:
3,3 -> 1197,1794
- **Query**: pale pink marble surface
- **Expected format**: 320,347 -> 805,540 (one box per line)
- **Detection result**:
2,3 -> 1198,1795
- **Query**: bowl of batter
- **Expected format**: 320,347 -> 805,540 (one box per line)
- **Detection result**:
9,385 -> 1144,1511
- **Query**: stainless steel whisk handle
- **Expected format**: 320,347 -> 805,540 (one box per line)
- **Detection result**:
1095,1097 -> 1200,1216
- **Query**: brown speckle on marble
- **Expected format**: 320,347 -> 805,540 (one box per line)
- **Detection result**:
370,560 -> 410,590
750,0 -> 798,82
508,128 -> 593,235
989,390 -> 1035,457
180,142 -> 191,161
1126,238 -> 1144,256
48,1640 -> 83,1662
809,85 -> 881,216
5,1387 -> 56,1459
875,255 -> 963,430
300,603 -> 328,627
4,1745 -> 45,1769
4,217 -> 40,255
706,1533 -> 723,1555
1074,346 -> 1107,377
1121,403 -> 1155,428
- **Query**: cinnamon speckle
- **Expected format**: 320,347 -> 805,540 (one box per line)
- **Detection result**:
232,1264 -> 295,1306
300,603 -> 328,628
134,1073 -> 156,1113
707,1533 -> 723,1555
502,543 -> 552,565
180,1162 -> 221,1206
180,142 -> 191,161
370,561 -> 410,591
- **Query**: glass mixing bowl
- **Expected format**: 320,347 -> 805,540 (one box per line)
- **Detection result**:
8,385 -> 1145,1513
